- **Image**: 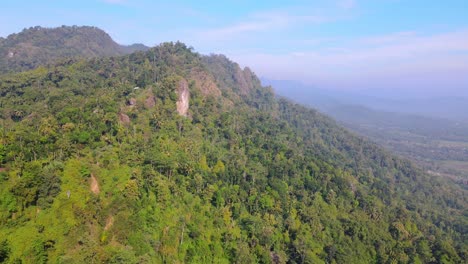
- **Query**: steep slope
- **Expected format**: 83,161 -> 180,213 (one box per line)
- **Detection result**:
0,25 -> 149,74
0,43 -> 466,263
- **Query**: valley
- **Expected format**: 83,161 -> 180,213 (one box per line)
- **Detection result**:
266,79 -> 468,185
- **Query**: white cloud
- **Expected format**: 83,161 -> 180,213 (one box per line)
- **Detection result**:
229,29 -> 468,90
358,31 -> 417,45
101,0 -> 126,4
198,11 -> 331,39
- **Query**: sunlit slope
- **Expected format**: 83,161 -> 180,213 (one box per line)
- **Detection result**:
0,43 -> 466,263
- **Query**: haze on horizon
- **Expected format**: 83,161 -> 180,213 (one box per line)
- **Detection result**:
2,0 -> 467,98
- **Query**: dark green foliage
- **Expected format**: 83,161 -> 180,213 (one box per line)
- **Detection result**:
0,144 -> 5,164
0,240 -> 10,263
0,25 -> 148,74
0,42 -> 466,263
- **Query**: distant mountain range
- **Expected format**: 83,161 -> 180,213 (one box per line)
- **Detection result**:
263,78 -> 468,121
0,25 -> 149,74
263,78 -> 468,180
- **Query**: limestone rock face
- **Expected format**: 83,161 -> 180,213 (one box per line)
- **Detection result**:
176,79 -> 190,116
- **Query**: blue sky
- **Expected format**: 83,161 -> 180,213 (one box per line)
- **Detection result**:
1,0 -> 468,96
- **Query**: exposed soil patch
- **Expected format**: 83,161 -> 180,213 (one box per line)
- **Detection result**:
104,215 -> 114,231
90,173 -> 100,195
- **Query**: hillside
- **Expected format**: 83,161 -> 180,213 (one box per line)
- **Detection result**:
0,42 -> 466,263
264,79 -> 468,182
0,25 -> 149,74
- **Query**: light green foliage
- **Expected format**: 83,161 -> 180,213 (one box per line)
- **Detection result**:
212,160 -> 225,175
0,42 -> 465,263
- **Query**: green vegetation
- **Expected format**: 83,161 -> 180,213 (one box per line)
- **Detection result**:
0,25 -> 148,74
326,104 -> 468,182
268,79 -> 468,183
0,42 -> 466,263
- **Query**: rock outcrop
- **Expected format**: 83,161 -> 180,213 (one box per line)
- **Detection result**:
176,79 -> 190,116
90,173 -> 100,195
189,69 -> 221,97
234,67 -> 255,95
145,95 -> 156,108
118,113 -> 130,124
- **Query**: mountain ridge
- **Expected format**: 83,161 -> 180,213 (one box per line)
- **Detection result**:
0,25 -> 149,74
0,28 -> 466,263
263,78 -> 468,121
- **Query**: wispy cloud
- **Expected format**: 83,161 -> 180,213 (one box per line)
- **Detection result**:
358,31 -> 417,45
101,0 -> 126,5
338,0 -> 356,10
350,30 -> 468,60
230,29 -> 468,89
197,11 -> 332,39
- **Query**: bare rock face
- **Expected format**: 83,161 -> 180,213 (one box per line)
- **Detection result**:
243,67 -> 255,88
104,215 -> 114,231
189,69 -> 221,97
127,98 -> 137,107
118,113 -> 130,124
145,95 -> 156,108
234,67 -> 254,95
90,173 -> 100,195
176,79 -> 190,116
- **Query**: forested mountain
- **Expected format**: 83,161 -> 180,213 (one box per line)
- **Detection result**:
265,79 -> 468,121
0,25 -> 149,74
0,42 -> 466,263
